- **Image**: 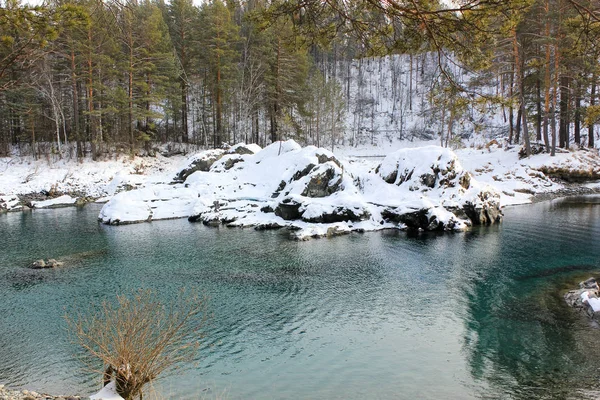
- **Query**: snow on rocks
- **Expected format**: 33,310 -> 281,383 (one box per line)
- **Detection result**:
0,195 -> 21,211
173,143 -> 262,182
564,277 -> 600,319
173,149 -> 226,183
366,146 -> 501,230
456,145 -> 600,206
98,141 -> 504,237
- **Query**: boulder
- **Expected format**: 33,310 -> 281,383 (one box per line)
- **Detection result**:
382,208 -> 430,230
315,152 -> 341,168
31,259 -> 63,269
275,199 -> 302,220
462,189 -> 502,225
210,154 -> 246,173
227,143 -> 261,155
301,164 -> 343,198
381,207 -> 464,231
46,259 -> 64,268
173,149 -> 225,183
254,222 -> 284,230
376,146 -> 472,191
564,277 -> 600,319
302,206 -> 370,224
273,149 -> 343,197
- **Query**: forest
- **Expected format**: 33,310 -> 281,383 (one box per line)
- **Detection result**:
0,0 -> 599,159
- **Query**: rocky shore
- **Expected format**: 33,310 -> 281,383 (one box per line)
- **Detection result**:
0,385 -> 80,400
530,185 -> 600,204
564,277 -> 600,320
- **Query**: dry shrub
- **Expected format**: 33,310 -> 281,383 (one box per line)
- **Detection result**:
65,289 -> 208,400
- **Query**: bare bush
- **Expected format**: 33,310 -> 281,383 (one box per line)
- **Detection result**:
65,289 -> 208,400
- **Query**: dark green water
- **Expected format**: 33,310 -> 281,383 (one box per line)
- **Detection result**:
2,198 -> 600,399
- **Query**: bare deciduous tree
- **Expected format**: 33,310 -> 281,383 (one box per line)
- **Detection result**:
65,289 -> 208,400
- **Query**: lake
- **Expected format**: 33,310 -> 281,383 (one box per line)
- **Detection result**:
1,198 -> 600,399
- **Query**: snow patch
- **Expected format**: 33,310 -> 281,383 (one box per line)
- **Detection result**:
31,195 -> 77,208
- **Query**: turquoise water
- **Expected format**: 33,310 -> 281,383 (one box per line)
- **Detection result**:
2,198 -> 600,399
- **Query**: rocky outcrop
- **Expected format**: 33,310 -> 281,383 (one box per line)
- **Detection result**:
274,198 -> 302,220
376,146 -> 472,191
173,144 -> 262,182
98,142 -> 505,239
0,195 -> 21,212
462,189 -> 503,225
227,143 -> 261,155
381,206 -> 464,231
375,146 -> 502,228
537,166 -> 600,183
301,204 -> 370,224
0,384 -> 80,400
564,277 -> 600,319
300,164 -> 342,198
173,149 -> 226,183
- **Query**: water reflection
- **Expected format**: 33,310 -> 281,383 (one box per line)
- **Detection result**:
2,200 -> 600,398
461,198 -> 600,399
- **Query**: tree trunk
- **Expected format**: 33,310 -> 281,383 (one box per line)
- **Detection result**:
215,28 -> 222,148
536,78 -> 542,141
127,23 -> 135,157
514,30 -> 531,156
590,75 -> 596,148
70,47 -> 82,159
509,61 -> 514,145
559,75 -> 569,149
542,5 -> 551,153
515,107 -> 522,144
551,44 -> 559,156
87,26 -> 96,160
574,79 -> 581,145
180,26 -> 188,144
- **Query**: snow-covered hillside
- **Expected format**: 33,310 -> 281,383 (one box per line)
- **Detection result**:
334,54 -> 506,148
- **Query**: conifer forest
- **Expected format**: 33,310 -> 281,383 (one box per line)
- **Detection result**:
0,0 -> 599,159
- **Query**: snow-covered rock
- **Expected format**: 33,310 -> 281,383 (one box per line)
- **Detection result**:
0,194 -> 21,211
173,143 -> 262,182
173,149 -> 226,183
564,277 -> 600,319
366,146 -> 501,230
98,141 -> 502,237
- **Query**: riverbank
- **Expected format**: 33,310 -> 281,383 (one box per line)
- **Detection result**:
0,384 -> 80,400
2,141 -> 600,237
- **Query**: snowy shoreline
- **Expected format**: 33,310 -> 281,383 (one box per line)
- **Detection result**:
2,141 -> 600,239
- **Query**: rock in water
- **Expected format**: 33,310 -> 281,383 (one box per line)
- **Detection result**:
564,277 -> 600,319
31,259 -> 64,269
46,259 -> 64,268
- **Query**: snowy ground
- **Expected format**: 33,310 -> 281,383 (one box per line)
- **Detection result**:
1,140 -> 599,239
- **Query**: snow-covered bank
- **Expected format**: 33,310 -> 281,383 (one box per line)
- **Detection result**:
0,152 -> 186,212
2,140 -> 600,239
96,140 -> 502,239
